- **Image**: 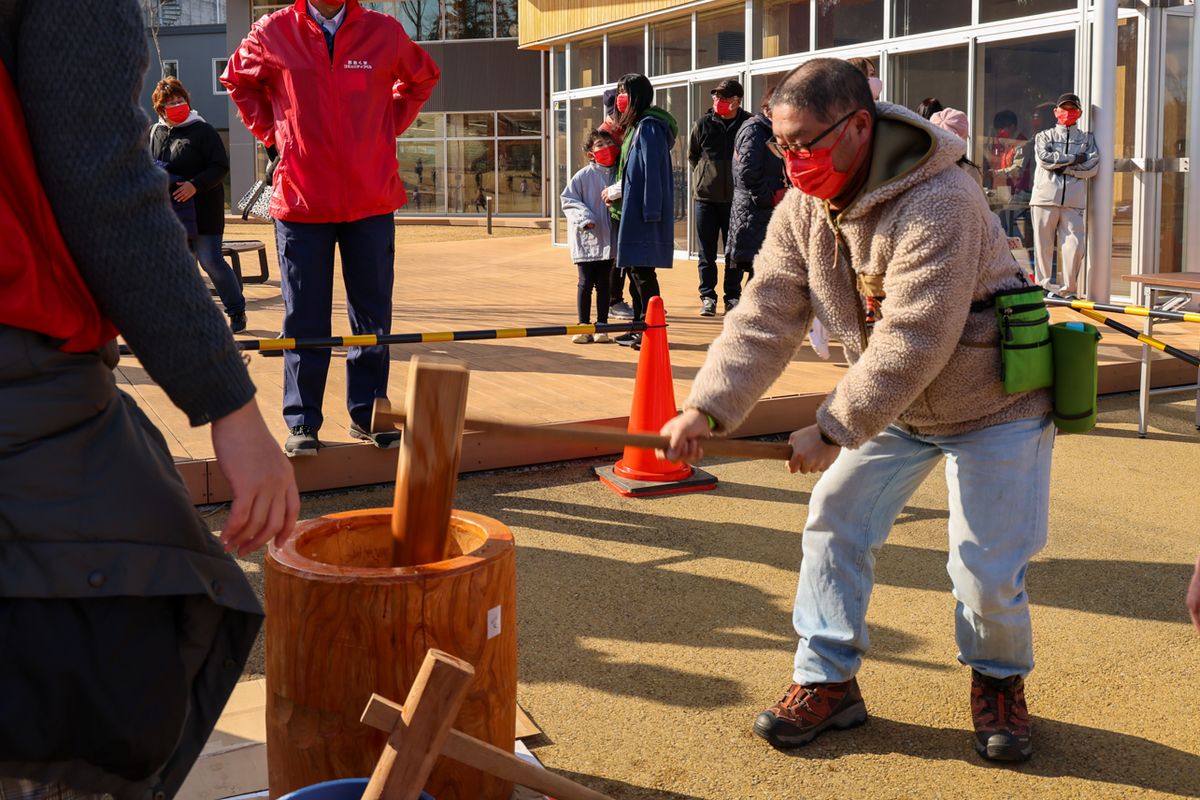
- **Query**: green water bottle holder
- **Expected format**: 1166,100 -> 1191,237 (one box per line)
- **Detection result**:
1049,321 -> 1101,433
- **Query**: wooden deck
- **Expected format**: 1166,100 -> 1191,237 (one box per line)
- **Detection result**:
117,222 -> 1200,503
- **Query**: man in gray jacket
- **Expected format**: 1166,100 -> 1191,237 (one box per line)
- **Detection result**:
1030,92 -> 1100,298
663,59 -> 1053,764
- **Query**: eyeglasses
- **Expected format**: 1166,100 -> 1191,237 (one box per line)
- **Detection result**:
767,109 -> 859,159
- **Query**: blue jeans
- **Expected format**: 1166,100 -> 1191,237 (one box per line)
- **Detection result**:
792,415 -> 1054,684
274,214 -> 395,431
193,234 -> 246,316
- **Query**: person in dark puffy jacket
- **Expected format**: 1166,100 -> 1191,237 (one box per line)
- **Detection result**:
725,87 -> 786,313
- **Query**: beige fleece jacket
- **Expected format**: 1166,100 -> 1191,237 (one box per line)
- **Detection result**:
687,103 -> 1052,449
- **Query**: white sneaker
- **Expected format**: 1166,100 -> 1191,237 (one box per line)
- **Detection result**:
592,332 -> 613,343
572,333 -> 593,344
809,319 -> 831,360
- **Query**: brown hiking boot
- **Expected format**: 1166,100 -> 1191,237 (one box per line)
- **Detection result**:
970,669 -> 1033,762
752,678 -> 867,748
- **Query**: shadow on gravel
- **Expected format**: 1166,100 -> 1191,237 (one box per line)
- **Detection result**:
781,715 -> 1200,797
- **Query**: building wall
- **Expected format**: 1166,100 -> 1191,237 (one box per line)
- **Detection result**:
517,0 -> 705,48
140,25 -> 230,127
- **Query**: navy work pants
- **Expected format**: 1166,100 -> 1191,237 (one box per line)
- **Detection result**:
274,214 -> 395,431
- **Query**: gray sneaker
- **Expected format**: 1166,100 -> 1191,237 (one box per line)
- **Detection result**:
349,421 -> 401,449
700,298 -> 717,317
285,425 -> 320,457
609,301 -> 635,320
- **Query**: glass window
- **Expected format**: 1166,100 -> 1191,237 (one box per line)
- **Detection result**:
212,58 -> 229,95
496,0 -> 518,38
1110,17 -> 1138,292
552,46 -> 566,93
554,100 -> 567,243
750,70 -> 791,110
760,0 -> 810,59
655,85 -> 690,250
571,38 -> 603,89
696,6 -> 745,69
397,141 -> 445,213
892,0 -> 969,37
607,28 -> 644,82
401,112 -> 445,139
393,0 -> 441,41
975,31 -> 1075,254
150,0 -> 225,26
567,97 -> 605,180
980,0 -> 1073,24
162,60 -> 179,80
1160,14 -> 1191,274
816,0 -> 883,49
890,47 -> 969,123
651,18 -> 691,77
448,140 -> 495,213
445,0 -> 494,39
497,140 -> 541,213
498,111 -> 542,137
447,112 -> 495,137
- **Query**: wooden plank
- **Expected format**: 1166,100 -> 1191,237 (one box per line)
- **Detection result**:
390,357 -> 470,567
360,651 -> 475,800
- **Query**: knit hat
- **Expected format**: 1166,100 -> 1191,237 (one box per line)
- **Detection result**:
930,107 -> 969,141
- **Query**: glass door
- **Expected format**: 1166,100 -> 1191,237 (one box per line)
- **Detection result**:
655,83 -> 691,253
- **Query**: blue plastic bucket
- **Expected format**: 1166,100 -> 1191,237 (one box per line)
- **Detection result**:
277,778 -> 433,800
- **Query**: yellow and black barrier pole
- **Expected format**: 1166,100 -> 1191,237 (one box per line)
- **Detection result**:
116,321 -> 651,357
1045,296 -> 1200,325
1072,307 -> 1200,368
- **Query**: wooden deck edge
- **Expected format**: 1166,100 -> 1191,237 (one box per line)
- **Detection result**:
177,354 -> 1196,505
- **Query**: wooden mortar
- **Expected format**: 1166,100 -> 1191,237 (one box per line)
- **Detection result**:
264,508 -> 517,799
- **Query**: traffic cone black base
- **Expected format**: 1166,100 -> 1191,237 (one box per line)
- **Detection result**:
594,464 -> 718,497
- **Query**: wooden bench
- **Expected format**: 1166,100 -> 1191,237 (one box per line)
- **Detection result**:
221,240 -> 269,285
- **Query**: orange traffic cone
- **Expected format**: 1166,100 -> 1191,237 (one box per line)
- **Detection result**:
595,296 -> 718,497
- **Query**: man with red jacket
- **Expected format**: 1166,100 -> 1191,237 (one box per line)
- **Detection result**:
222,0 -> 440,456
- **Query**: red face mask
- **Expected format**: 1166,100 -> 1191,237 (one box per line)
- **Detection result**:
1055,107 -> 1081,127
592,144 -> 619,167
713,97 -> 735,117
615,93 -> 630,114
783,113 -> 867,201
164,103 -> 190,125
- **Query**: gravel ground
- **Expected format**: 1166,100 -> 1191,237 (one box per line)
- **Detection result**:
211,393 -> 1200,799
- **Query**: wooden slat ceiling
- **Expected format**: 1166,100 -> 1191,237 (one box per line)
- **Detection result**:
518,0 -> 716,49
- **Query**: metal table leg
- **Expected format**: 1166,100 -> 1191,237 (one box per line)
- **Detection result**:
1137,286 -> 1153,437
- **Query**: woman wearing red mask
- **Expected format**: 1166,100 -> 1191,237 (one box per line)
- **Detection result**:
1029,92 -> 1100,299
560,129 -> 620,343
606,73 -> 678,349
149,77 -> 246,332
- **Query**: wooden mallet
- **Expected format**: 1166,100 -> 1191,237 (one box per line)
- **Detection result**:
372,399 -> 793,463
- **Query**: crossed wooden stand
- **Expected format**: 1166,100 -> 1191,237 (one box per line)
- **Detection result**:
358,649 -> 611,800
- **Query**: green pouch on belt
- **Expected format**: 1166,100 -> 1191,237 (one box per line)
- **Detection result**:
1050,321 -> 1101,432
995,285 -> 1053,394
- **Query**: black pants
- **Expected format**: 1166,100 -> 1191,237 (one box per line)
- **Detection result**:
695,200 -> 732,302
576,260 -> 613,324
609,265 -> 627,306
628,268 -> 661,321
730,260 -> 755,299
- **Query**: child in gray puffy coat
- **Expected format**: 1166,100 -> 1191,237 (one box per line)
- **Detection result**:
560,129 -> 620,343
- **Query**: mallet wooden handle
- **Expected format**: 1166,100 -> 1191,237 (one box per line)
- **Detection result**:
373,399 -> 793,462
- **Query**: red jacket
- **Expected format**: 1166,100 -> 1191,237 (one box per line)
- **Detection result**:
0,59 -> 114,352
221,0 -> 440,223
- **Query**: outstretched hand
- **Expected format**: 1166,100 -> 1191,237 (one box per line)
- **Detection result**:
211,399 -> 299,556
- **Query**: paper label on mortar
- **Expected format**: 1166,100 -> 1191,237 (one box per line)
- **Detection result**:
487,606 -> 502,639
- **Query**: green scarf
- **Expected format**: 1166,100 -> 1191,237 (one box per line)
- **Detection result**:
610,106 -> 678,221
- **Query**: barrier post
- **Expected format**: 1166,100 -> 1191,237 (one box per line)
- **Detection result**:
486,196 -> 493,235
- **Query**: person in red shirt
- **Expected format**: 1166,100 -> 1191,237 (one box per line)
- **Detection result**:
222,0 -> 440,456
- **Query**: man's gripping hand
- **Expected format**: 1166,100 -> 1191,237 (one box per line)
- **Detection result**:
787,424 -> 841,475
659,409 -> 712,464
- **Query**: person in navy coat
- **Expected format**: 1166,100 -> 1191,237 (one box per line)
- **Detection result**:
605,73 -> 678,347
